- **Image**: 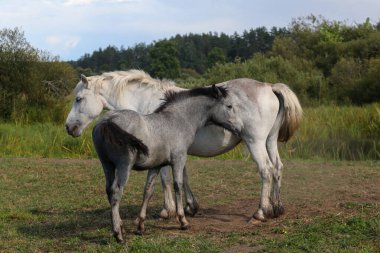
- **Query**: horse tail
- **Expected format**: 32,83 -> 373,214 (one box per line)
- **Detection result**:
97,119 -> 149,156
271,83 -> 303,142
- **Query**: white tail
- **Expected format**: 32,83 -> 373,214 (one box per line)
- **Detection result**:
272,83 -> 303,142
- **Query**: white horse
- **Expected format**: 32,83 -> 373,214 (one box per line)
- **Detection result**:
65,70 -> 302,222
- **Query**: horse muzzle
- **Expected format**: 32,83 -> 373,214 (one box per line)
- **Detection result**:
65,124 -> 81,137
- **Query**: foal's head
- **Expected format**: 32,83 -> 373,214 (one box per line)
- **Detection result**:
207,85 -> 241,136
157,85 -> 241,135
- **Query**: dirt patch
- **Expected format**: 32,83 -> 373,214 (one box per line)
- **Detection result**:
146,160 -> 380,235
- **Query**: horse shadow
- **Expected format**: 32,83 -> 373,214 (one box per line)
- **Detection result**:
16,204 -> 164,245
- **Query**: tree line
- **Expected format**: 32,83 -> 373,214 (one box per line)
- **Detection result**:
1,15 -> 379,123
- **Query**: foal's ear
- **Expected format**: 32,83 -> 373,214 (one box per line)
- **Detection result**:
80,74 -> 89,88
212,84 -> 223,99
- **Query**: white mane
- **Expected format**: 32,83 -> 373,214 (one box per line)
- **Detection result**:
75,70 -> 178,100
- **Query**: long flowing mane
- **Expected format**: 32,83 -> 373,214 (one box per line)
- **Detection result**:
154,86 -> 228,113
74,70 -> 177,100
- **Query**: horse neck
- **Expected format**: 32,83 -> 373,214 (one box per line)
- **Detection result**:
100,83 -> 185,114
164,97 -> 216,131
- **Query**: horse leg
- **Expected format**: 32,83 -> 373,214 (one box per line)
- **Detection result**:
267,137 -> 285,217
245,139 -> 275,221
183,165 -> 199,216
172,157 -> 190,230
107,160 -> 133,243
158,165 -> 177,219
136,168 -> 160,235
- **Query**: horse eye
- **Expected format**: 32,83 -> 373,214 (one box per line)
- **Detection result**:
227,105 -> 233,109
76,97 -> 83,103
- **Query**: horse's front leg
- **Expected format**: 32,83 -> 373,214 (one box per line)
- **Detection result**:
158,165 -> 177,219
136,168 -> 160,235
183,165 -> 199,216
108,161 -> 133,243
172,156 -> 190,230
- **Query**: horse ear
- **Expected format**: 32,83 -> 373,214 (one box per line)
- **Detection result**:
81,74 -> 89,88
212,84 -> 223,99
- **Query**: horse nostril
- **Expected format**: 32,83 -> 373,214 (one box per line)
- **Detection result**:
65,124 -> 70,133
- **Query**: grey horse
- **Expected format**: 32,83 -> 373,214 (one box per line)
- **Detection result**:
92,85 -> 239,243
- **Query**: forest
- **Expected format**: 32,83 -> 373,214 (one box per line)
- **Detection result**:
0,15 -> 379,123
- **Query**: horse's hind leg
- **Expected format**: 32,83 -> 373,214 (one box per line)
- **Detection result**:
266,136 -> 285,217
183,165 -> 199,216
158,165 -> 177,219
107,159 -> 133,243
245,139 -> 274,221
136,168 -> 160,235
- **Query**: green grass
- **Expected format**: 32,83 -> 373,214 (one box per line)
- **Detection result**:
0,159 -> 379,252
1,104 -> 379,160
0,122 -> 96,158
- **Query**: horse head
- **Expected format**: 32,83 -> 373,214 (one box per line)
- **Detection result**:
65,75 -> 104,137
209,85 -> 243,136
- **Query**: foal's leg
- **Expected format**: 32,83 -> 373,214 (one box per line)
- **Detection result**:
107,159 -> 133,243
183,165 -> 199,216
245,139 -> 275,221
158,165 -> 177,219
172,156 -> 190,229
136,168 -> 160,235
266,136 -> 285,217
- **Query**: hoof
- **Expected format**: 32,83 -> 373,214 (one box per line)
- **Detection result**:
135,229 -> 144,236
273,205 -> 285,218
160,208 -> 177,219
180,223 -> 190,230
253,209 -> 267,222
248,217 -> 263,225
184,204 -> 198,217
114,233 -> 125,244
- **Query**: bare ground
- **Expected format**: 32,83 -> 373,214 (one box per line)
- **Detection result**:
119,159 -> 380,236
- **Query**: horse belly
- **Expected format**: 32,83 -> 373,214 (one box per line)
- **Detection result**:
188,125 -> 241,157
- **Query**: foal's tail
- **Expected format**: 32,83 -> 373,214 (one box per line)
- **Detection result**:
96,119 -> 149,156
271,83 -> 303,142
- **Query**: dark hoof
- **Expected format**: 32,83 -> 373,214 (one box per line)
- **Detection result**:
273,205 -> 285,218
180,223 -> 190,230
135,229 -> 144,236
114,234 -> 125,244
185,204 -> 198,216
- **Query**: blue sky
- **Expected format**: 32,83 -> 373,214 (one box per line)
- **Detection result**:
1,0 -> 379,61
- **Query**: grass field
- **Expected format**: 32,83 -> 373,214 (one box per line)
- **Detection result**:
0,158 -> 379,252
1,104 -> 379,160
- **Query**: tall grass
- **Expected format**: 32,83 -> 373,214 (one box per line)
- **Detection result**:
0,104 -> 379,160
0,122 -> 96,158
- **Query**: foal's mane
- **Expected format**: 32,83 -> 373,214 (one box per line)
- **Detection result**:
75,70 -> 177,99
154,86 -> 228,113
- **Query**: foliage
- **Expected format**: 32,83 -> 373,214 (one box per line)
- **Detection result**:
1,16 -> 380,124
148,40 -> 181,79
0,27 -> 77,123
203,54 -> 326,105
71,16 -> 379,105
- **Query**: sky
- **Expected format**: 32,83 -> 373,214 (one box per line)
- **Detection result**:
1,0 -> 379,61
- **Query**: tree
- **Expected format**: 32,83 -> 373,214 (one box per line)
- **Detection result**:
207,47 -> 226,68
149,40 -> 180,79
0,27 -> 77,122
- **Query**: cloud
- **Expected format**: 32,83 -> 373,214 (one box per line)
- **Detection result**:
63,0 -> 94,6
62,0 -> 135,6
46,35 -> 81,49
